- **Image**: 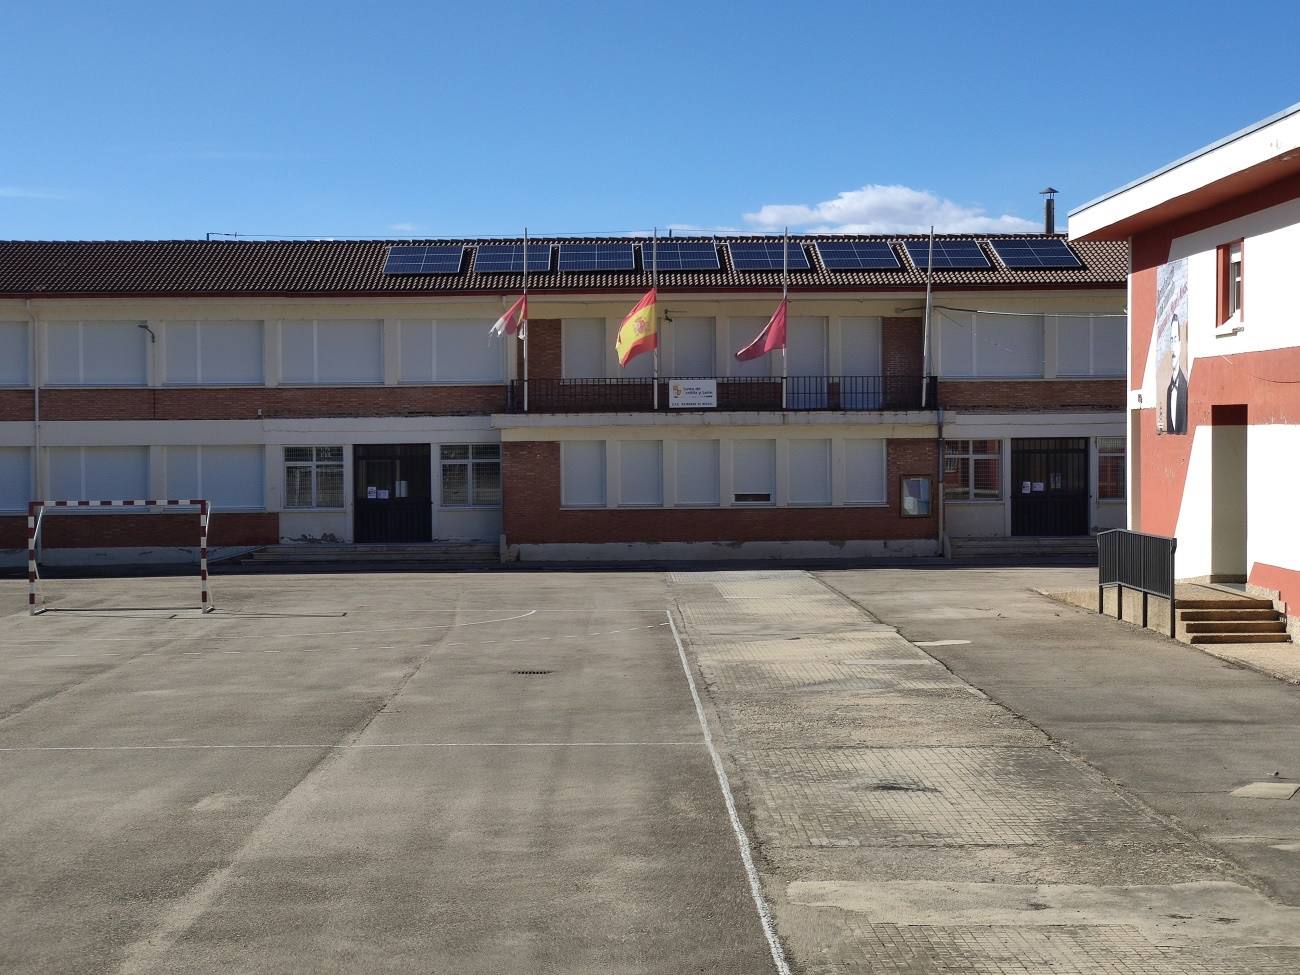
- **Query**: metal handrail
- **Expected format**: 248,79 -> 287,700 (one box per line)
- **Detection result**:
1097,528 -> 1177,626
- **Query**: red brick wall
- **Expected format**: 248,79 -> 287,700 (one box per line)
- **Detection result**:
502,439 -> 938,544
882,317 -> 923,376
0,512 -> 279,549
938,379 -> 1124,411
0,389 -> 35,421
33,385 -> 506,421
517,319 -> 562,379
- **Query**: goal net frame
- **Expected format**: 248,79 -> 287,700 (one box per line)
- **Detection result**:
27,499 -> 214,616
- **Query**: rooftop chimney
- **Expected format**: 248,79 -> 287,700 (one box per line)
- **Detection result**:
1040,187 -> 1058,235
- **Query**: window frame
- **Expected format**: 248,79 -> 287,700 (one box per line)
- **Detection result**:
900,476 -> 932,518
1216,239 -> 1245,330
1097,436 -> 1126,502
943,439 -> 1003,502
439,443 -> 503,508
283,446 -> 345,510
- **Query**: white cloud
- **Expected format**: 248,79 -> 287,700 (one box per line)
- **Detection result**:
0,186 -> 69,200
389,222 -> 419,233
743,184 -> 1037,234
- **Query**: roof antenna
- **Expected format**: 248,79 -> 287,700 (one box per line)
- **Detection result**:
1040,188 -> 1058,235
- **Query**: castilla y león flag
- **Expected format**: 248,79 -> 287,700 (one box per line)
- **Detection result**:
615,288 -> 658,367
490,295 -> 528,340
735,298 -> 788,361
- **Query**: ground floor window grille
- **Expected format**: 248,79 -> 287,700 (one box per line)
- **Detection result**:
440,444 -> 502,506
944,439 -> 1001,500
1097,436 -> 1126,500
285,446 -> 344,508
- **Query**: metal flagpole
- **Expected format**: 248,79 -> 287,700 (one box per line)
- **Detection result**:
781,227 -> 789,410
920,226 -> 935,409
652,228 -> 660,411
523,226 -> 529,413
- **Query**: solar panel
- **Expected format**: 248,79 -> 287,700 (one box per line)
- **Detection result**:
814,240 -> 901,270
640,240 -> 721,271
383,245 -> 466,275
902,239 -> 991,270
727,241 -> 811,271
557,243 -> 636,271
473,243 -> 553,273
988,238 -> 1082,269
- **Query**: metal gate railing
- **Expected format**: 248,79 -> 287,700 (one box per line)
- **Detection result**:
1097,529 -> 1177,627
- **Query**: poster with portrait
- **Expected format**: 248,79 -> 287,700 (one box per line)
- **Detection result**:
1154,257 -> 1190,435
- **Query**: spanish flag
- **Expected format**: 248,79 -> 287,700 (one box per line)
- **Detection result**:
615,288 -> 658,367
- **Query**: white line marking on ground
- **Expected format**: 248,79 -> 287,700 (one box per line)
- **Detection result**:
666,608 -> 791,975
0,742 -> 707,751
915,639 -> 973,647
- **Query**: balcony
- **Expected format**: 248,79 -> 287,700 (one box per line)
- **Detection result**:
504,376 -> 937,413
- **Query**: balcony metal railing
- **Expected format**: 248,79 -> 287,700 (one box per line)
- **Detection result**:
505,376 -> 937,413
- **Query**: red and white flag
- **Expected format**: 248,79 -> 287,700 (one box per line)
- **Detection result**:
734,298 -> 787,361
490,295 -> 528,340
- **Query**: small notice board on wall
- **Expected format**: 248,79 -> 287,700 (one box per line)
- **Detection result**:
670,379 -> 717,408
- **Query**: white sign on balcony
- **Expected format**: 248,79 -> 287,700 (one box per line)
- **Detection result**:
669,379 -> 717,408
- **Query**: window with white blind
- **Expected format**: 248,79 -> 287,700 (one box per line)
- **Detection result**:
46,322 -> 148,386
732,439 -> 775,504
844,439 -> 887,504
939,311 -> 1043,378
0,323 -> 30,386
562,319 -> 606,378
669,317 -> 715,376
439,443 -> 502,506
281,320 -> 382,384
400,320 -> 505,383
619,441 -> 662,507
562,441 -> 606,507
48,446 -> 149,500
1056,315 -> 1125,377
164,321 -> 264,385
675,440 -> 720,506
164,445 -> 264,509
788,439 -> 831,505
0,446 -> 32,510
283,446 -> 344,508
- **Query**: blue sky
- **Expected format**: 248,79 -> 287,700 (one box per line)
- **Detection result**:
3,0 -> 1298,240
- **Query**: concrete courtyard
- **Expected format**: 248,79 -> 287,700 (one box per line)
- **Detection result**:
3,564 -> 1300,973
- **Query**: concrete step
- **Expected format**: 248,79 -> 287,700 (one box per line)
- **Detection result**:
1178,597 -> 1276,610
244,543 -> 498,564
1180,608 -> 1280,621
1189,632 -> 1292,645
1184,620 -> 1287,634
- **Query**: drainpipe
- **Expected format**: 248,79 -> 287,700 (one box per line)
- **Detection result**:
937,404 -> 947,558
24,300 -> 40,502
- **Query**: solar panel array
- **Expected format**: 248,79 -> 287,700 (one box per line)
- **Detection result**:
640,240 -> 721,271
988,238 -> 1082,268
473,243 -> 553,273
814,240 -> 901,270
903,239 -> 991,270
726,241 -> 811,271
383,245 -> 466,274
557,243 -> 637,271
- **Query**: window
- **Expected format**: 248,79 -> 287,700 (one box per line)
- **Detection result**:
901,476 -> 932,517
48,446 -> 148,500
562,319 -> 606,378
0,446 -> 32,510
1098,436 -> 1125,500
440,443 -> 502,506
281,320 -> 382,384
844,439 -> 886,504
562,441 -> 606,507
1056,315 -> 1126,377
675,440 -> 720,506
0,322 -> 29,386
788,439 -> 831,505
165,446 -> 264,509
944,439 -> 1002,501
938,311 -> 1043,378
619,441 -> 662,506
284,446 -> 344,508
164,321 -> 264,385
669,317 -> 714,376
732,439 -> 775,504
1217,240 -> 1244,325
46,322 -> 148,386
400,320 -> 505,383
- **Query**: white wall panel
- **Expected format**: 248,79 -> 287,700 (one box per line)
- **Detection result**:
675,440 -> 720,506
1057,315 -> 1125,377
317,320 -> 382,383
202,446 -> 264,508
165,321 -> 263,384
788,439 -> 831,504
48,448 -> 83,499
561,440 -> 605,507
845,439 -> 886,503
938,311 -> 975,377
280,321 -> 316,384
976,314 -> 1042,377
786,317 -> 828,375
563,319 -> 605,378
165,323 -> 200,384
165,445 -> 201,499
435,319 -> 503,382
0,323 -> 30,386
619,440 -> 662,506
46,322 -> 147,385
732,439 -> 775,503
0,446 -> 31,510
840,317 -> 882,375
84,446 -> 149,499
670,317 -> 714,376
399,321 -> 436,382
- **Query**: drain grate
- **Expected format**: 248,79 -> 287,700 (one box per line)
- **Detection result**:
511,669 -> 555,676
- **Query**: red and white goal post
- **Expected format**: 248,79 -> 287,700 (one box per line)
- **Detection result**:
27,499 -> 214,616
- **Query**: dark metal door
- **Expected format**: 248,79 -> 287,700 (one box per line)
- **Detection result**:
353,444 -> 432,543
1010,438 -> 1089,536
